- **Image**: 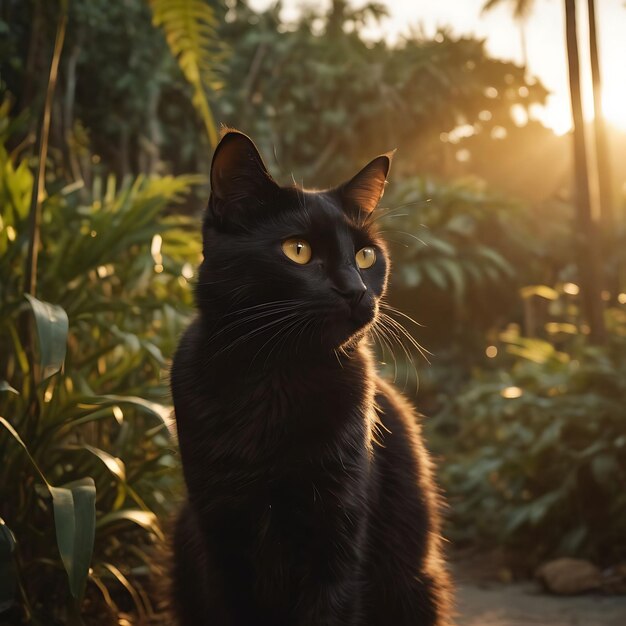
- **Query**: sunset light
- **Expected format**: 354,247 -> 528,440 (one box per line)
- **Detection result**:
3,0 -> 626,623
603,83 -> 626,131
252,0 -> 626,138
538,73 -> 626,136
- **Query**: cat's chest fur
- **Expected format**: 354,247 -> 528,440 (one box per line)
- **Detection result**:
172,317 -> 375,513
172,318 -> 375,607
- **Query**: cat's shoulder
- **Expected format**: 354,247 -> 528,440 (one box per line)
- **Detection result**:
373,375 -> 421,424
371,374 -> 430,458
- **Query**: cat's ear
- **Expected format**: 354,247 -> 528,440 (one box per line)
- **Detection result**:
339,151 -> 394,215
209,130 -> 277,217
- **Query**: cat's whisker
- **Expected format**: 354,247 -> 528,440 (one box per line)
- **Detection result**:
381,199 -> 432,213
367,210 -> 409,226
378,314 -> 422,360
206,305 -> 306,344
379,312 -> 432,364
370,324 -> 398,384
197,283 -> 254,306
252,316 -> 303,368
375,305 -> 426,383
366,197 -> 434,227
262,312 -> 315,368
378,230 -> 426,247
209,312 -> 302,360
223,299 -> 303,317
213,318 -> 295,361
294,316 -> 315,356
290,173 -> 311,217
380,303 -> 426,329
365,207 -> 412,226
375,316 -> 415,391
300,179 -> 309,214
380,324 -> 401,386
219,301 -> 305,324
381,212 -> 409,220
194,277 -> 234,286
378,235 -> 410,248
333,348 -> 343,368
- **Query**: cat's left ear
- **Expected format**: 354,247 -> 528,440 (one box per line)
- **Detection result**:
209,130 -> 278,219
339,151 -> 395,215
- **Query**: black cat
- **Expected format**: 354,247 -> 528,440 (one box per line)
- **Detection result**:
170,130 -> 452,625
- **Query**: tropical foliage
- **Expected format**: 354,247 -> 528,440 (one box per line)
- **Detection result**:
214,1 -> 547,186
438,310 -> 626,568
0,138 -> 201,623
150,0 -> 223,147
384,178 -> 523,334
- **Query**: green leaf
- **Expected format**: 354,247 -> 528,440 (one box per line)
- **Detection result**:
97,394 -> 173,426
24,294 -> 69,379
439,258 -> 465,304
97,509 -> 164,541
520,284 -> 559,301
558,525 -> 588,554
528,490 -> 562,525
504,505 -> 531,534
424,262 -> 448,290
590,453 -> 619,486
50,478 -> 96,600
400,265 -> 422,287
476,246 -> 515,277
0,518 -> 17,612
100,562 -> 147,619
82,445 -> 126,481
0,416 -> 49,485
150,0 -> 221,147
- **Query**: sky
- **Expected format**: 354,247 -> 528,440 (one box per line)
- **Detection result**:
249,0 -> 626,135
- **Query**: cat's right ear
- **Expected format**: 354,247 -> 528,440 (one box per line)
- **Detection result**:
209,131 -> 278,220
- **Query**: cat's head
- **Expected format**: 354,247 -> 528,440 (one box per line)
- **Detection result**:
197,130 -> 393,356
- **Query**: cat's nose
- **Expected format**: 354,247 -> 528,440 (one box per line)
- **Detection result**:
332,275 -> 367,308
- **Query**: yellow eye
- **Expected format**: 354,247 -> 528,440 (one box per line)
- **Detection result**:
356,246 -> 376,269
282,238 -> 312,265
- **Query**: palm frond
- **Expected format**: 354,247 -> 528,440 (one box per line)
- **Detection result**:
482,0 -> 535,20
150,0 -> 222,148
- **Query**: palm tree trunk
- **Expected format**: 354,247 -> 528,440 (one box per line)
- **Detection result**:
587,0 -> 617,296
564,0 -> 606,343
587,0 -> 613,225
519,20 -> 529,71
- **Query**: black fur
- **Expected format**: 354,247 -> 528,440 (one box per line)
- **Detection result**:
170,131 -> 452,625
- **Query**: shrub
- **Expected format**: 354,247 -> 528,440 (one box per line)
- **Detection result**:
438,314 -> 626,569
383,177 -> 529,342
0,142 -> 201,623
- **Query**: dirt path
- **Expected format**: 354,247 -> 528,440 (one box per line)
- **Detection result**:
456,582 -> 626,626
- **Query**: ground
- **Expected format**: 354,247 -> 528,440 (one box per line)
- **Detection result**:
457,581 -> 626,626
453,554 -> 626,626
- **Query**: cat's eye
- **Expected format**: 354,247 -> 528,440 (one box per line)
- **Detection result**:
356,247 -> 376,269
282,238 -> 312,265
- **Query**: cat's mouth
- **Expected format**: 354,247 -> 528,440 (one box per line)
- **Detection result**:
348,303 -> 375,328
320,300 -> 376,349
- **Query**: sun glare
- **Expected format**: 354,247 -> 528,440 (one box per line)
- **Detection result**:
532,98 -> 572,136
602,85 -> 626,131
531,80 -> 626,137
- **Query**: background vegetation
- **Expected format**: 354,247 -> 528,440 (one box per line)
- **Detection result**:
1,0 -> 625,622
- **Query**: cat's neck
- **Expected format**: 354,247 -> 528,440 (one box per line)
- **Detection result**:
195,307 -> 366,375
172,316 -> 377,485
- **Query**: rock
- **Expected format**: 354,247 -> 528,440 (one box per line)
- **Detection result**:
536,558 -> 602,595
601,562 -> 626,594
